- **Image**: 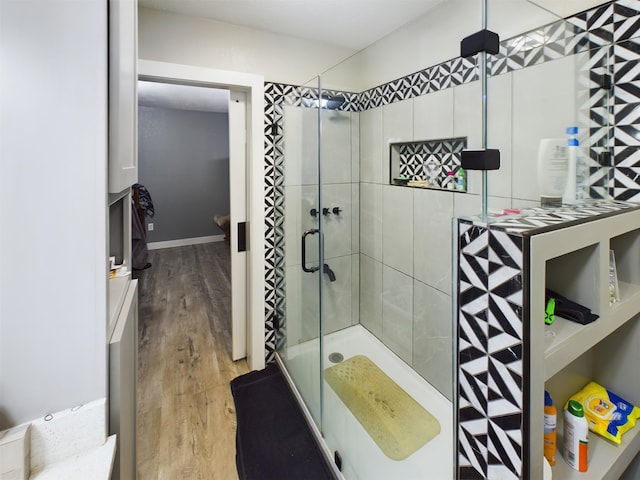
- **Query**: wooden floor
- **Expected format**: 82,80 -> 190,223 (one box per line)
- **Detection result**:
136,242 -> 249,480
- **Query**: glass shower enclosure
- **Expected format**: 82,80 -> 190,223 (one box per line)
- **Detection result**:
278,71 -> 456,479
272,0 -> 608,478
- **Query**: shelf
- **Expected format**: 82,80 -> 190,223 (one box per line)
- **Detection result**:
544,313 -> 638,381
389,138 -> 467,191
108,188 -> 129,206
108,275 -> 130,337
551,416 -> 640,480
616,281 -> 639,304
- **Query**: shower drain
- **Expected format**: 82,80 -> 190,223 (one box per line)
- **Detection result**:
328,352 -> 344,363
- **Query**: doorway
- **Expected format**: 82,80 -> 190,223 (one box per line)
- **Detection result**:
138,60 -> 265,371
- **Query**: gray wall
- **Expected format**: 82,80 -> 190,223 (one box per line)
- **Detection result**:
138,106 -> 230,243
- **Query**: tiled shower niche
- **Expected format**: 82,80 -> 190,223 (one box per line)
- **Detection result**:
390,137 -> 467,191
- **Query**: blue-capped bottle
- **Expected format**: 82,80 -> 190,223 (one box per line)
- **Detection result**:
563,126 -> 579,204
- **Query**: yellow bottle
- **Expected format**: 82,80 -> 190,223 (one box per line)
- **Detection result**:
544,391 -> 557,466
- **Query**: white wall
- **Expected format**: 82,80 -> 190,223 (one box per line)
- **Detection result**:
322,0 -> 598,93
138,7 -> 356,85
0,0 -> 107,427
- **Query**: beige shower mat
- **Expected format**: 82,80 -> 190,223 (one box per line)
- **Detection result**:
324,355 -> 441,461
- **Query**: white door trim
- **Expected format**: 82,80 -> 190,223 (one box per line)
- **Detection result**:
228,90 -> 247,361
138,60 -> 265,372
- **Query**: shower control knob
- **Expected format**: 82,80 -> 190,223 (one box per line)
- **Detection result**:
310,208 -> 318,217
332,207 -> 342,215
322,208 -> 331,216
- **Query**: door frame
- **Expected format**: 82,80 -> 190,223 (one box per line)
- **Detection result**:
138,60 -> 265,371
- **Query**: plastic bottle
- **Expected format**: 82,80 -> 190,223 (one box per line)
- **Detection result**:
563,126 -> 578,204
457,167 -> 466,191
564,399 -> 588,472
537,138 -> 567,204
446,170 -> 456,190
544,391 -> 557,466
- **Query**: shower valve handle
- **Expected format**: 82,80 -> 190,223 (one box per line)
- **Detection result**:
322,208 -> 331,216
310,208 -> 318,217
332,207 -> 342,215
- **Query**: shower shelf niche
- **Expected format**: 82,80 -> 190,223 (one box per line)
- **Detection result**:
389,137 -> 467,192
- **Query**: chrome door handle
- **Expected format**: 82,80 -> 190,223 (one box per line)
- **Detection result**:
302,228 -> 319,273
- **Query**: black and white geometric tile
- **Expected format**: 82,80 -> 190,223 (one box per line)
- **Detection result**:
481,200 -> 635,234
458,220 -> 524,480
397,137 -> 467,187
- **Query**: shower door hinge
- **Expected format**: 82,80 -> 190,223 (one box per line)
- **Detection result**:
461,149 -> 501,171
460,29 -> 500,58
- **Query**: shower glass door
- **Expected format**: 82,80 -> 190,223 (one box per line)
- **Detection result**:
277,76 -> 324,427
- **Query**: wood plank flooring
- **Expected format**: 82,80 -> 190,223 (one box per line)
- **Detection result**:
136,242 -> 249,480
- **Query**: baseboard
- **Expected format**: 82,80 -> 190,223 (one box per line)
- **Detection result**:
148,235 -> 225,250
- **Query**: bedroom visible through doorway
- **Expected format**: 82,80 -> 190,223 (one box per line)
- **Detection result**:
136,76 -> 250,364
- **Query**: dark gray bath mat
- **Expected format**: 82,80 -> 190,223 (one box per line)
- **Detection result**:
231,363 -> 336,480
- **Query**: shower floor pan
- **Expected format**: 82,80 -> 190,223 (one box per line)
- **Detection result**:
280,324 -> 453,480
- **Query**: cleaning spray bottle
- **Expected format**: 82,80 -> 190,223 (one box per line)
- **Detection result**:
544,391 -> 557,466
457,167 -> 466,191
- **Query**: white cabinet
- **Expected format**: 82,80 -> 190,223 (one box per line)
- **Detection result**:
108,0 -> 138,193
528,206 -> 640,479
107,2 -> 137,478
109,280 -> 138,480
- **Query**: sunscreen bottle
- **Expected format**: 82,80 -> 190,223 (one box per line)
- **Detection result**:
564,399 -> 588,472
544,391 -> 557,466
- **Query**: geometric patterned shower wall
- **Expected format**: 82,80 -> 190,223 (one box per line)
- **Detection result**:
457,220 -> 524,480
262,1 -> 640,362
568,0 -> 640,201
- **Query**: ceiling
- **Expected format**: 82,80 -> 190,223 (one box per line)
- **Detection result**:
137,0 -> 609,112
138,0 -> 448,50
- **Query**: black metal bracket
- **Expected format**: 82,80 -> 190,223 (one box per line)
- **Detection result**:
461,149 -> 501,171
460,30 -> 500,58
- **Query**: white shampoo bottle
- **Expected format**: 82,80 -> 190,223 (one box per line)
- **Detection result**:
563,126 -> 579,204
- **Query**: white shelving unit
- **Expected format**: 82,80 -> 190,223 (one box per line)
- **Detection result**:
528,206 -> 640,479
107,1 -> 138,479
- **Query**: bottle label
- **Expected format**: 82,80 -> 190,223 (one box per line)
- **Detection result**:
544,413 -> 556,434
579,440 -> 588,472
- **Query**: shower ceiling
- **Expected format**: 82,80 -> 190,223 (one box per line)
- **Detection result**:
137,0 -> 448,50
